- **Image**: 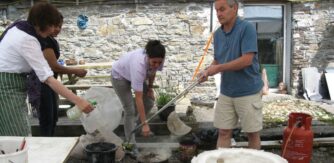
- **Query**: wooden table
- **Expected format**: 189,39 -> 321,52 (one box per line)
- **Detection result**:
0,136 -> 78,163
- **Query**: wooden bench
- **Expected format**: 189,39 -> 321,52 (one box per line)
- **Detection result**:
64,62 -> 112,69
60,62 -> 112,84
59,62 -> 113,106
65,84 -> 113,90
60,84 -> 113,107
59,62 -> 157,107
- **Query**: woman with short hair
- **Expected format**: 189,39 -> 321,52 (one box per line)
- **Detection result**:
0,2 -> 93,136
111,40 -> 166,156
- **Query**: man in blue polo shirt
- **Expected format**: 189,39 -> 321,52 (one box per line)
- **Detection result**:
199,0 -> 263,149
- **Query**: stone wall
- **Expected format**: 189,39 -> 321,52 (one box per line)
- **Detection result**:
0,2 -> 218,100
291,1 -> 334,96
2,1 -> 334,99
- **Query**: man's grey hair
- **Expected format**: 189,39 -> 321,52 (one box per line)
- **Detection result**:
215,0 -> 239,8
227,0 -> 239,7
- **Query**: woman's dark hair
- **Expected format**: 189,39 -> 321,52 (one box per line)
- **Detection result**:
27,2 -> 62,32
145,40 -> 166,58
58,13 -> 64,27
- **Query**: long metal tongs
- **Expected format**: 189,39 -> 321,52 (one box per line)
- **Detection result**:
125,79 -> 201,144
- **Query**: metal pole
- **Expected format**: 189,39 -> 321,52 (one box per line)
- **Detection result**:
125,79 -> 200,144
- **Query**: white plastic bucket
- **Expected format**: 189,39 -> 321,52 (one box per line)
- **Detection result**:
191,148 -> 287,163
80,87 -> 123,133
0,140 -> 28,163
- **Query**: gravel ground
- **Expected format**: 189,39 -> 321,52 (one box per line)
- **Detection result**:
188,93 -> 334,127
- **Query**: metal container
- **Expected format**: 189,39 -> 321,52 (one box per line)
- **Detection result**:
179,137 -> 197,163
137,148 -> 171,163
85,142 -> 116,163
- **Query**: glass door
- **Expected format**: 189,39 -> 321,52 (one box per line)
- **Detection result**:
244,5 -> 284,88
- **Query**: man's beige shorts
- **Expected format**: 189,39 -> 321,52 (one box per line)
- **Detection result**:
213,91 -> 263,133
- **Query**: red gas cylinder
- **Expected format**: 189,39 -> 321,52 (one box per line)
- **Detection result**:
282,112 -> 313,163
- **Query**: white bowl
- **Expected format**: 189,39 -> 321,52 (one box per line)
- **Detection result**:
191,148 -> 287,163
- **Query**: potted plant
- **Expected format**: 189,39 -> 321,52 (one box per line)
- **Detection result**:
154,75 -> 177,121
156,90 -> 176,121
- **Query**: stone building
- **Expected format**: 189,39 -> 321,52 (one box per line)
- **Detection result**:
0,0 -> 333,99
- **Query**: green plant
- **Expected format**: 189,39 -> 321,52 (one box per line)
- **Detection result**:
154,74 -> 178,107
156,91 -> 174,107
154,75 -> 178,121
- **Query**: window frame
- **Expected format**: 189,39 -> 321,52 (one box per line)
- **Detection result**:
243,3 -> 292,91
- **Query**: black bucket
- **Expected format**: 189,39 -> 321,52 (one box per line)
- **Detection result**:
158,104 -> 175,121
85,142 -> 116,163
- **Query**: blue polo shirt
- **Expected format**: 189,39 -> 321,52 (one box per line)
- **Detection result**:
214,17 -> 263,97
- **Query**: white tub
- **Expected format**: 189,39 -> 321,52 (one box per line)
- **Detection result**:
0,139 -> 28,163
191,148 -> 287,163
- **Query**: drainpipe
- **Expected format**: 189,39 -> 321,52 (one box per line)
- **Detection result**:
210,2 -> 213,32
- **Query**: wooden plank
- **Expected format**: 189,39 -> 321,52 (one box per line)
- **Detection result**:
30,116 -> 82,126
234,137 -> 334,148
136,137 -> 334,149
65,62 -> 112,69
65,84 -> 113,90
62,75 -> 111,80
